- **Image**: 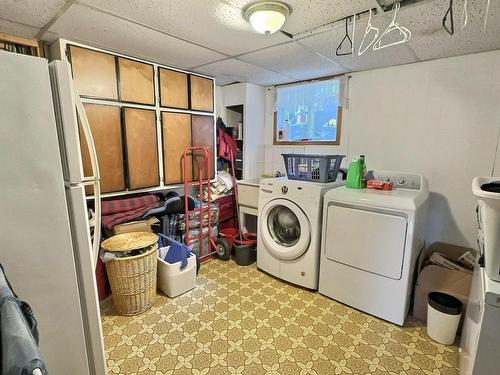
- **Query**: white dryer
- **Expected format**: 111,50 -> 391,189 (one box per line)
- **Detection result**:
257,177 -> 343,289
319,171 -> 429,325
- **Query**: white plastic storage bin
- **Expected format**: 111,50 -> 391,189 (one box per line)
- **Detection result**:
157,247 -> 196,298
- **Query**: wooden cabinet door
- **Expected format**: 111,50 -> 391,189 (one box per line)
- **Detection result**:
192,115 -> 215,180
69,46 -> 118,100
118,57 -> 155,105
162,112 -> 192,184
123,108 -> 159,190
79,104 -> 125,193
159,68 -> 188,109
190,75 -> 213,112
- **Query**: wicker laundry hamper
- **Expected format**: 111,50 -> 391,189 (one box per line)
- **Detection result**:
102,232 -> 158,315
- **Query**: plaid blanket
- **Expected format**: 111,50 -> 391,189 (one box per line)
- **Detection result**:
101,194 -> 161,229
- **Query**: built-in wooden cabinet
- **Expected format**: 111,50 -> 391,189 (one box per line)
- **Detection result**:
190,75 -> 214,112
60,41 -> 216,196
123,108 -> 159,189
80,104 -> 125,194
0,32 -> 44,57
192,115 -> 215,180
159,68 -> 189,109
69,46 -> 118,100
162,112 -> 192,184
118,58 -> 155,105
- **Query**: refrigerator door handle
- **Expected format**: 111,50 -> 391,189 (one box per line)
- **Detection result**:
73,86 -> 102,268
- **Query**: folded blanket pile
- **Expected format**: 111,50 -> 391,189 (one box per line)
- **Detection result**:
102,194 -> 161,229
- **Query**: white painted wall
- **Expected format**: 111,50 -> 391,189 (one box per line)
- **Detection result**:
262,50 -> 500,248
244,83 -> 266,178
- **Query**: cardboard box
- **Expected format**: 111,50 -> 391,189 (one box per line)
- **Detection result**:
111,217 -> 159,235
413,242 -> 474,326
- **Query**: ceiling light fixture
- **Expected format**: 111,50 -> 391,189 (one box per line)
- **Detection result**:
244,1 -> 291,35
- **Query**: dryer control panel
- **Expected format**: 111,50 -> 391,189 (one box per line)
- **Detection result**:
367,171 -> 422,190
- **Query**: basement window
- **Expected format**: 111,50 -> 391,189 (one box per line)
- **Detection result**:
274,78 -> 342,145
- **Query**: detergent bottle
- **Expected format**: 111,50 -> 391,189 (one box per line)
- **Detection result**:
346,156 -> 366,189
359,155 -> 367,188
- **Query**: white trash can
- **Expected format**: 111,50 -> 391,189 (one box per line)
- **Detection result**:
157,246 -> 197,298
427,292 -> 463,345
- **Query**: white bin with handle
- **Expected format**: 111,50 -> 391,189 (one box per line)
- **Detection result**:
157,246 -> 196,298
427,292 -> 463,345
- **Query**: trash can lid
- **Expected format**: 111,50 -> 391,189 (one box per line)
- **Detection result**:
481,182 -> 500,193
428,292 -> 463,315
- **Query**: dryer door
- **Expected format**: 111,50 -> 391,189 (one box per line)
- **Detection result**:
260,198 -> 311,261
325,204 -> 407,280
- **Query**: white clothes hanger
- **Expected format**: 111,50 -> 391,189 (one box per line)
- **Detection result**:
358,9 -> 379,56
461,0 -> 468,29
373,2 -> 411,51
484,0 -> 491,32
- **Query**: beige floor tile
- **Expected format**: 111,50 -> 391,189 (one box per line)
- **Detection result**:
101,259 -> 459,374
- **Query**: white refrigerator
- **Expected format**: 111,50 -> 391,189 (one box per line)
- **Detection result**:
0,50 -> 106,374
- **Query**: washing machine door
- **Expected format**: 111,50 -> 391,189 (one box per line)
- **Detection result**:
260,198 -> 311,260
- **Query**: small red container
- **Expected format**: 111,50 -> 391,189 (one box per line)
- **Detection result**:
233,232 -> 257,246
220,228 -> 239,249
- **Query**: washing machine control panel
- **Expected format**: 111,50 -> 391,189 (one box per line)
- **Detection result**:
260,178 -> 339,206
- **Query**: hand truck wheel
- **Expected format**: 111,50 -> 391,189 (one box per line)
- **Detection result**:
214,238 -> 231,261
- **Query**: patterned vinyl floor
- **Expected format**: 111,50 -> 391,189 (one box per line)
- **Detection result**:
101,259 -> 460,374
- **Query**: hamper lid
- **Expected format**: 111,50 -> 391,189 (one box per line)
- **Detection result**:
101,232 -> 158,253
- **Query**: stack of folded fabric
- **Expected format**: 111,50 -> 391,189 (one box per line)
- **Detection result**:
175,202 -> 219,255
101,194 -> 161,229
202,171 -> 234,201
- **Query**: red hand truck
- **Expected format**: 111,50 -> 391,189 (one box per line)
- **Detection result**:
183,146 -> 230,262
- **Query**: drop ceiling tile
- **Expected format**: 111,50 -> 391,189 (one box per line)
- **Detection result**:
47,4 -> 225,69
77,0 -> 290,55
400,0 -> 500,60
298,12 -> 418,72
213,75 -> 243,86
0,0 -> 67,28
194,58 -> 292,86
0,18 -> 41,39
240,41 -> 348,80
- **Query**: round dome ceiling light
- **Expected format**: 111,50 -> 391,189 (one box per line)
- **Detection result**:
244,1 -> 291,35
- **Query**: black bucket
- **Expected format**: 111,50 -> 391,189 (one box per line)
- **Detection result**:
233,233 -> 257,266
234,243 -> 256,266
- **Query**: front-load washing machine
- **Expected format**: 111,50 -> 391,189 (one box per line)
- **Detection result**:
319,171 -> 429,325
257,177 -> 343,289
